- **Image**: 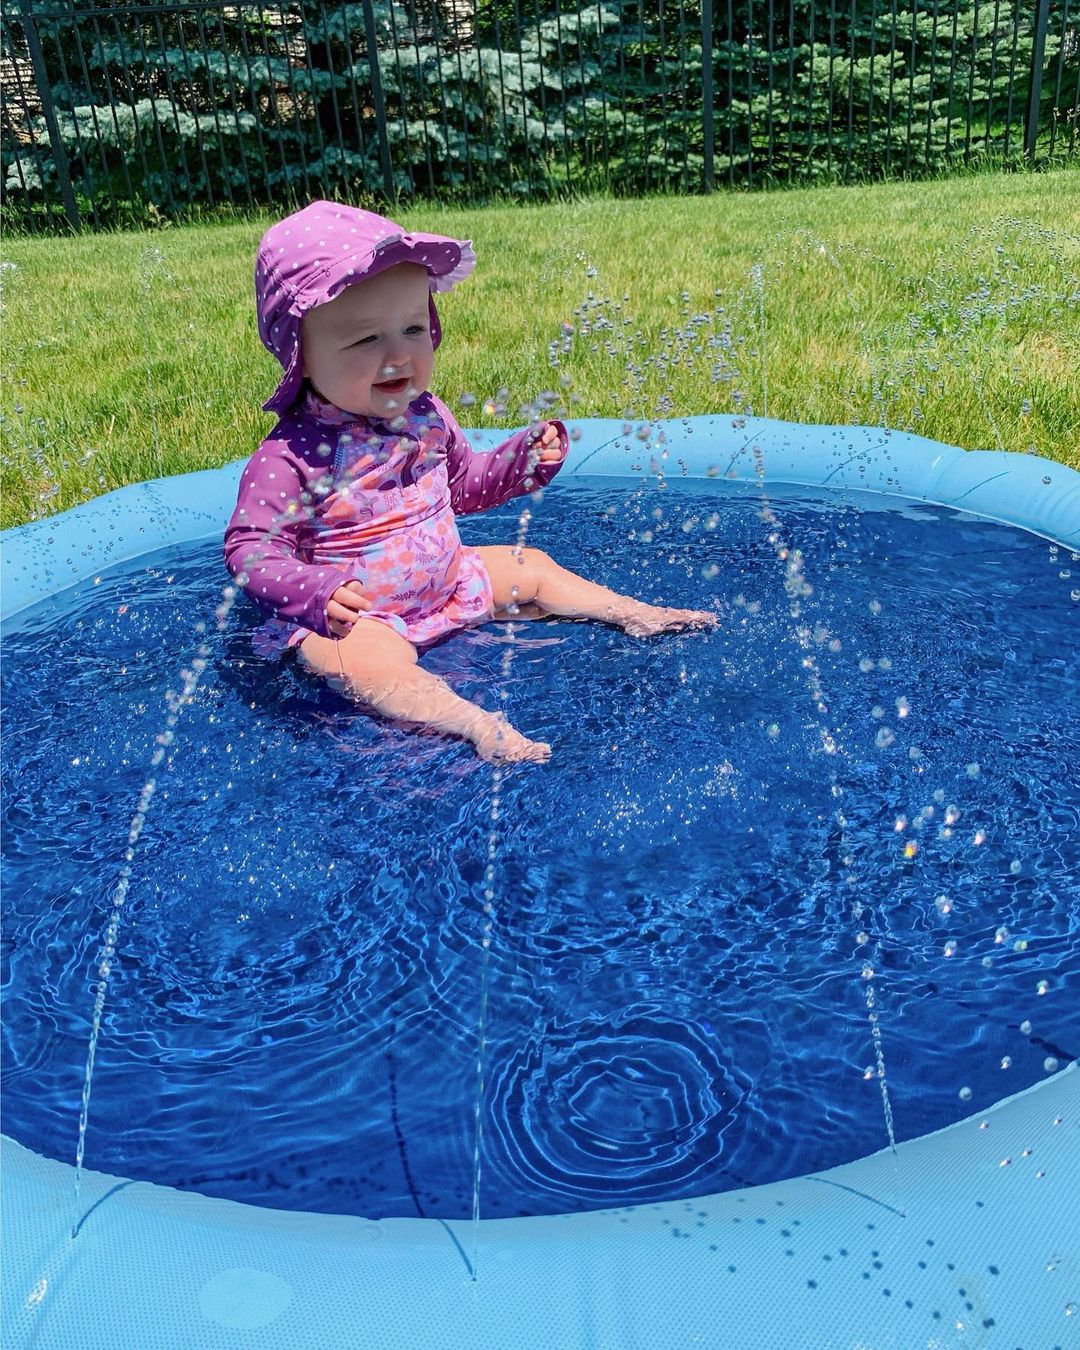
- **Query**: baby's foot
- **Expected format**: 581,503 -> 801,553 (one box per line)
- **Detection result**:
619,603 -> 718,637
472,716 -> 552,764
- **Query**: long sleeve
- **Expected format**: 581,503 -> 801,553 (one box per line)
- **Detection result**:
430,395 -> 567,515
222,438 -> 347,639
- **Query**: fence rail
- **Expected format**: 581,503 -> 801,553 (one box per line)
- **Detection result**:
2,0 -> 1077,232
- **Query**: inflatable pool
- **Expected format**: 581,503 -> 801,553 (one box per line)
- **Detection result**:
2,415 -> 1078,1348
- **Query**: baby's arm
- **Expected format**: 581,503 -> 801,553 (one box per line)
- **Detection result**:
223,438 -> 351,638
429,395 -> 568,514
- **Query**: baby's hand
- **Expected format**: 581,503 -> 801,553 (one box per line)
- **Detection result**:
530,422 -> 564,464
327,580 -> 372,639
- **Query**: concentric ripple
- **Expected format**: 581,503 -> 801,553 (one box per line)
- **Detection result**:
487,1012 -> 750,1205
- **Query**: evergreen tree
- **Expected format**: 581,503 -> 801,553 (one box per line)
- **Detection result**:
1,0 -> 1072,228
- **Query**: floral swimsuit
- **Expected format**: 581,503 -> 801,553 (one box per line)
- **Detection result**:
225,385 -> 566,661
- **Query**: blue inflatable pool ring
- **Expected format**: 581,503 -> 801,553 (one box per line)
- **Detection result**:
2,414 -> 1078,1349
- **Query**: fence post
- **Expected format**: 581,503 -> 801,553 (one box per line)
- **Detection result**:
1024,0 -> 1052,160
19,0 -> 80,231
358,0 -> 396,200
701,0 -> 714,190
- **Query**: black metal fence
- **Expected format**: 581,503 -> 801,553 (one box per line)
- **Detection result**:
2,0 -> 1077,232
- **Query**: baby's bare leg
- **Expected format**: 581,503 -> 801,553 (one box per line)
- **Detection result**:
298,620 -> 550,763
476,545 -> 717,636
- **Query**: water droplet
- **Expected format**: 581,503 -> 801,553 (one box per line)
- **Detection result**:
1044,1056 -> 1059,1072
1020,1020 -> 1032,1035
1000,1056 -> 1012,1069
959,1086 -> 972,1101
868,599 -> 882,615
935,895 -> 952,915
1036,979 -> 1050,995
943,940 -> 958,958
966,762 -> 981,777
875,727 -> 895,749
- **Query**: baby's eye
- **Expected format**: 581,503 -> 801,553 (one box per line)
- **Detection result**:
404,325 -> 424,336
351,334 -> 378,347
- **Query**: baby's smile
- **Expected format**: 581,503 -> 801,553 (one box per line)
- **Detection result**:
374,375 -> 411,395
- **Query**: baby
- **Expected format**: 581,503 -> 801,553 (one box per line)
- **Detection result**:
224,201 -> 715,763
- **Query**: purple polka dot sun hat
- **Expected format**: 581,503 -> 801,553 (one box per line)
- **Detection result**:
255,200 -> 476,415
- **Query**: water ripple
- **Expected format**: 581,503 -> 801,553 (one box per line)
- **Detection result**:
486,1010 -> 751,1206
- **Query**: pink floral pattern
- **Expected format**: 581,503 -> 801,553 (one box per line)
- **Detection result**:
252,387 -> 494,658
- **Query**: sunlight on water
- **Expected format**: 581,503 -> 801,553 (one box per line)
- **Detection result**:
3,481 -> 1076,1222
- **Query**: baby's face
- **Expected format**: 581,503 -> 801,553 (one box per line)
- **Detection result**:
301,262 -> 434,418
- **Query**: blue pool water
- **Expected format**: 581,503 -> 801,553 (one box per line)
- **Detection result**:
2,479 -> 1078,1220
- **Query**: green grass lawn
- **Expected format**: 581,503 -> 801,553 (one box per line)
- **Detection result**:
2,168 -> 1077,530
